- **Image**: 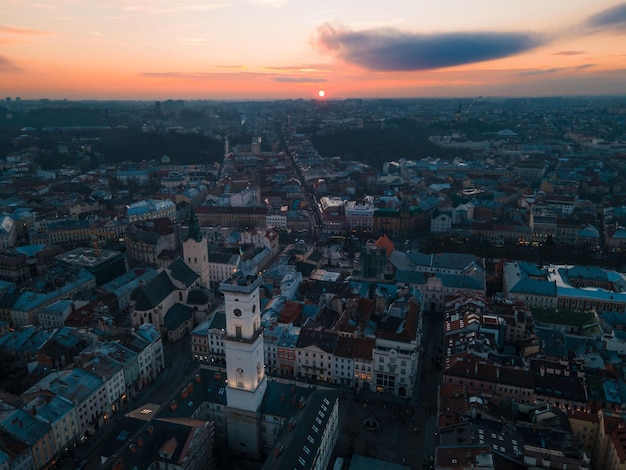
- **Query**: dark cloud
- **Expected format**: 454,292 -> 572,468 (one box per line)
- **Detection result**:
517,67 -> 567,76
315,24 -> 546,71
585,2 -> 626,31
273,76 -> 327,83
516,64 -> 594,76
0,55 -> 20,71
551,50 -> 585,56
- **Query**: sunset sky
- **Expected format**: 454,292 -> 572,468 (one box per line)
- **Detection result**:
2,0 -> 626,100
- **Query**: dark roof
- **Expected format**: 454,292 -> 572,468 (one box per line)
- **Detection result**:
208,252 -> 236,264
134,271 -> 177,311
0,292 -> 20,310
157,368 -> 228,420
296,328 -> 338,353
374,208 -> 400,217
295,261 -> 316,277
127,226 -> 160,245
187,289 -> 209,305
98,414 -> 145,460
395,269 -> 426,285
315,307 -> 340,329
208,311 -> 226,331
102,415 -> 208,469
116,332 -> 150,353
353,337 -> 375,360
376,301 -> 419,343
275,390 -> 339,470
307,251 -> 323,263
164,303 -> 194,330
260,381 -> 316,417
334,336 -> 356,358
444,354 -> 534,390
167,257 -> 199,288
300,279 -> 347,303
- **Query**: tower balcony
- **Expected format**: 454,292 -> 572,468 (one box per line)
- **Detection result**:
225,328 -> 263,345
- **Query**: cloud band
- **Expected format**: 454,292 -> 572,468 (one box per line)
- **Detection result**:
316,24 -> 546,71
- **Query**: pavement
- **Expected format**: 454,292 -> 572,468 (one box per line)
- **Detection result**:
56,313 -> 445,470
332,310 -> 444,470
334,389 -> 420,467
58,336 -> 195,470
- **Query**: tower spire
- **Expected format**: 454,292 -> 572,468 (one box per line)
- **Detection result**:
187,205 -> 202,242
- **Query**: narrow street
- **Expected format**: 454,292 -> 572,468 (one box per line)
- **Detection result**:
61,314 -> 443,470
413,309 -> 444,468
62,336 -> 195,470
332,308 -> 444,469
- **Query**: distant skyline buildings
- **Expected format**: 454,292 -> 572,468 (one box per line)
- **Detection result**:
2,1 -> 626,100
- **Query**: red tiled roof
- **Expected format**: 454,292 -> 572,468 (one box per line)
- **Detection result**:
374,234 -> 395,257
353,337 -> 375,360
278,300 -> 302,324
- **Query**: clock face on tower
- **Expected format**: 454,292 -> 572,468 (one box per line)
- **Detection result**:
234,308 -> 242,317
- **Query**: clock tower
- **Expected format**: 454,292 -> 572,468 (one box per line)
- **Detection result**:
222,271 -> 266,458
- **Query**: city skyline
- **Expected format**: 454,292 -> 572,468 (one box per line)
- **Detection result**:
2,0 -> 626,101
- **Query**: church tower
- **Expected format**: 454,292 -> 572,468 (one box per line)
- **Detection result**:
222,272 -> 266,459
183,206 -> 209,287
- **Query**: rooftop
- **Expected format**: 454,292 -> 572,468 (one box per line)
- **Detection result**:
56,247 -> 123,267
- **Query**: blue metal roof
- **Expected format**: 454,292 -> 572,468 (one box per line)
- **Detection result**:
14,244 -> 46,257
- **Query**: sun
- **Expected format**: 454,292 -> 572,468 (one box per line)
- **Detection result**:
318,90 -> 325,98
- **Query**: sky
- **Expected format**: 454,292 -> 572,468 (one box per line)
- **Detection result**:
2,0 -> 626,100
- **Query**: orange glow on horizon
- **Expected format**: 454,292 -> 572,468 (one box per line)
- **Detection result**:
2,0 -> 626,100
